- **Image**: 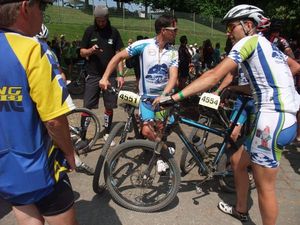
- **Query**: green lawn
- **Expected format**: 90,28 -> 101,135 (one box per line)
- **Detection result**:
45,5 -> 227,49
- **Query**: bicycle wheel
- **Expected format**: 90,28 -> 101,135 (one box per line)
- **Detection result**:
66,108 -> 101,155
105,139 -> 181,212
93,122 -> 126,194
180,115 -> 211,175
217,153 -> 255,193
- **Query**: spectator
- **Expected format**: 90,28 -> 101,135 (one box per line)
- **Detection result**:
213,42 -> 221,65
0,1 -> 79,224
80,5 -> 124,147
202,39 -> 214,69
191,49 -> 201,76
178,35 -> 191,89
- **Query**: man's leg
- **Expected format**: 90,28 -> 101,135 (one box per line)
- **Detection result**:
230,146 -> 251,213
13,205 -> 44,225
252,163 -> 279,225
44,207 -> 79,225
104,108 -> 113,135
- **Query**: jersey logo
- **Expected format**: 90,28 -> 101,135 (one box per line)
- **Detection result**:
271,44 -> 285,62
145,64 -> 168,84
0,86 -> 24,112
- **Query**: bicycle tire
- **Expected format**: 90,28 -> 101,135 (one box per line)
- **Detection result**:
217,153 -> 256,193
93,122 -> 126,194
180,115 -> 211,175
105,139 -> 181,212
66,108 -> 101,155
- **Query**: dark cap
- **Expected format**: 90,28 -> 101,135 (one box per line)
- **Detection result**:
0,0 -> 54,4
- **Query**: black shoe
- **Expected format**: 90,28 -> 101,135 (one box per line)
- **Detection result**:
75,163 -> 94,176
74,139 -> 89,151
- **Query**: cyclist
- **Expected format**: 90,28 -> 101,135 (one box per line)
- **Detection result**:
35,24 -> 94,176
99,15 -> 178,172
0,0 -> 79,224
165,4 -> 300,225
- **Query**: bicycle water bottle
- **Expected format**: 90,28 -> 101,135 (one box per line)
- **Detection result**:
192,135 -> 207,158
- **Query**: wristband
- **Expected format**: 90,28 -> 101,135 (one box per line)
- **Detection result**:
117,71 -> 124,77
215,89 -> 221,94
178,91 -> 184,100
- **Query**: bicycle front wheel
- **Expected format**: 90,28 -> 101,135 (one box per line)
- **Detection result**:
105,139 -> 181,212
66,108 -> 100,154
93,122 -> 126,194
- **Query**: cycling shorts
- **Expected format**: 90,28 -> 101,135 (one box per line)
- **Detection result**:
83,75 -> 117,109
139,97 -> 169,122
12,175 -> 74,216
230,96 -> 256,125
245,111 -> 296,168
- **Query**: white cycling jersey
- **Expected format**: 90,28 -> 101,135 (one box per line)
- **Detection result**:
228,34 -> 299,114
126,38 -> 178,97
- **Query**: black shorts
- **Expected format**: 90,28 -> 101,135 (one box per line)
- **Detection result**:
83,75 -> 118,109
12,175 -> 75,217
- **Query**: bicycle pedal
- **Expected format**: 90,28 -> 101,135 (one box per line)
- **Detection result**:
195,185 -> 202,194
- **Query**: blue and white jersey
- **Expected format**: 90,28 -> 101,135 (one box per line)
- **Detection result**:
237,65 -> 249,86
126,38 -> 178,97
228,34 -> 299,114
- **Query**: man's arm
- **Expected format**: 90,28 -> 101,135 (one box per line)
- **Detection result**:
100,49 -> 130,90
44,115 -> 76,170
163,66 -> 178,95
172,57 -> 238,101
213,72 -> 234,95
80,45 -> 102,58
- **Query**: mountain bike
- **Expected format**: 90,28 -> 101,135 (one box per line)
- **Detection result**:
67,60 -> 86,95
103,90 -> 255,212
66,108 -> 101,155
93,88 -> 143,194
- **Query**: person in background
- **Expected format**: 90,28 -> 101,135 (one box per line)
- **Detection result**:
0,0 -> 79,224
80,5 -> 124,147
178,35 -> 191,89
213,42 -> 221,65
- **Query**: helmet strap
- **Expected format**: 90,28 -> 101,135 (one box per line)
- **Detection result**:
240,20 -> 256,36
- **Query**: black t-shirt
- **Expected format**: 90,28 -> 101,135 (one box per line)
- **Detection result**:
80,21 -> 124,77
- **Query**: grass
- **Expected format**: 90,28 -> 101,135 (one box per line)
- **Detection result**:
45,5 -> 227,49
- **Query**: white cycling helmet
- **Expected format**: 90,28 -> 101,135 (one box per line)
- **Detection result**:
222,4 -> 264,24
36,24 -> 49,40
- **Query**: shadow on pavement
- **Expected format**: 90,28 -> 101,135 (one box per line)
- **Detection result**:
75,191 -> 122,225
284,144 -> 300,175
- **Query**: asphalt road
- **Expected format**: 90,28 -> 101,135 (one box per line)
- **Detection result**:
1,77 -> 300,225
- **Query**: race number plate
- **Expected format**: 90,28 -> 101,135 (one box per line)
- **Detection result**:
198,92 -> 220,109
118,90 -> 140,108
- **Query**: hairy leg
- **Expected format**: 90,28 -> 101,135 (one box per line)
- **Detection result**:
252,163 -> 279,225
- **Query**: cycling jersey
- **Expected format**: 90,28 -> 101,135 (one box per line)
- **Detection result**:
126,38 -> 178,97
269,35 -> 290,53
0,30 -> 75,204
228,34 -> 299,114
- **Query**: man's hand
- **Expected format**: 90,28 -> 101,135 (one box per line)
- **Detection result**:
64,153 -> 76,171
152,96 -> 162,107
99,78 -> 111,90
117,77 -> 125,89
155,95 -> 175,108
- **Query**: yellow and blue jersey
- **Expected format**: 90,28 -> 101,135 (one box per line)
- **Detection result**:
0,30 -> 75,204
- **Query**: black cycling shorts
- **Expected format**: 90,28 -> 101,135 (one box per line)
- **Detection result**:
12,175 -> 75,217
83,75 -> 118,109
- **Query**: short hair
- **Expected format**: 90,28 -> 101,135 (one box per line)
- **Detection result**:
154,14 -> 176,34
180,35 -> 187,44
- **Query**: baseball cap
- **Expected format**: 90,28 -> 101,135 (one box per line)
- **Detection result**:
0,0 -> 53,4
94,5 -> 109,18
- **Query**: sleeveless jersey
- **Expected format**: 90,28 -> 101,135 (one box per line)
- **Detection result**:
228,34 -> 299,114
0,30 -> 75,204
126,38 -> 178,97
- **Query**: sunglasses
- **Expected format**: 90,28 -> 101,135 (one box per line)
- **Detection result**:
226,23 -> 241,33
164,27 -> 178,32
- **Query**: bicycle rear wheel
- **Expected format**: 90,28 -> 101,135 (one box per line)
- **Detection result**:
105,139 -> 181,212
66,108 -> 100,154
180,115 -> 211,175
217,153 -> 255,193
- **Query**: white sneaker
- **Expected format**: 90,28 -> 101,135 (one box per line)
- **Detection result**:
156,159 -> 169,173
103,133 -> 116,147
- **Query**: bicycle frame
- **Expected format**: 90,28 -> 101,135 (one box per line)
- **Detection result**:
165,96 -> 251,177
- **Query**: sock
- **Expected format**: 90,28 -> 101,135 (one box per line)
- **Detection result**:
104,109 -> 113,134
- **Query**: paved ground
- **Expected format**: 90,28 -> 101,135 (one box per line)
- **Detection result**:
1,77 -> 300,225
